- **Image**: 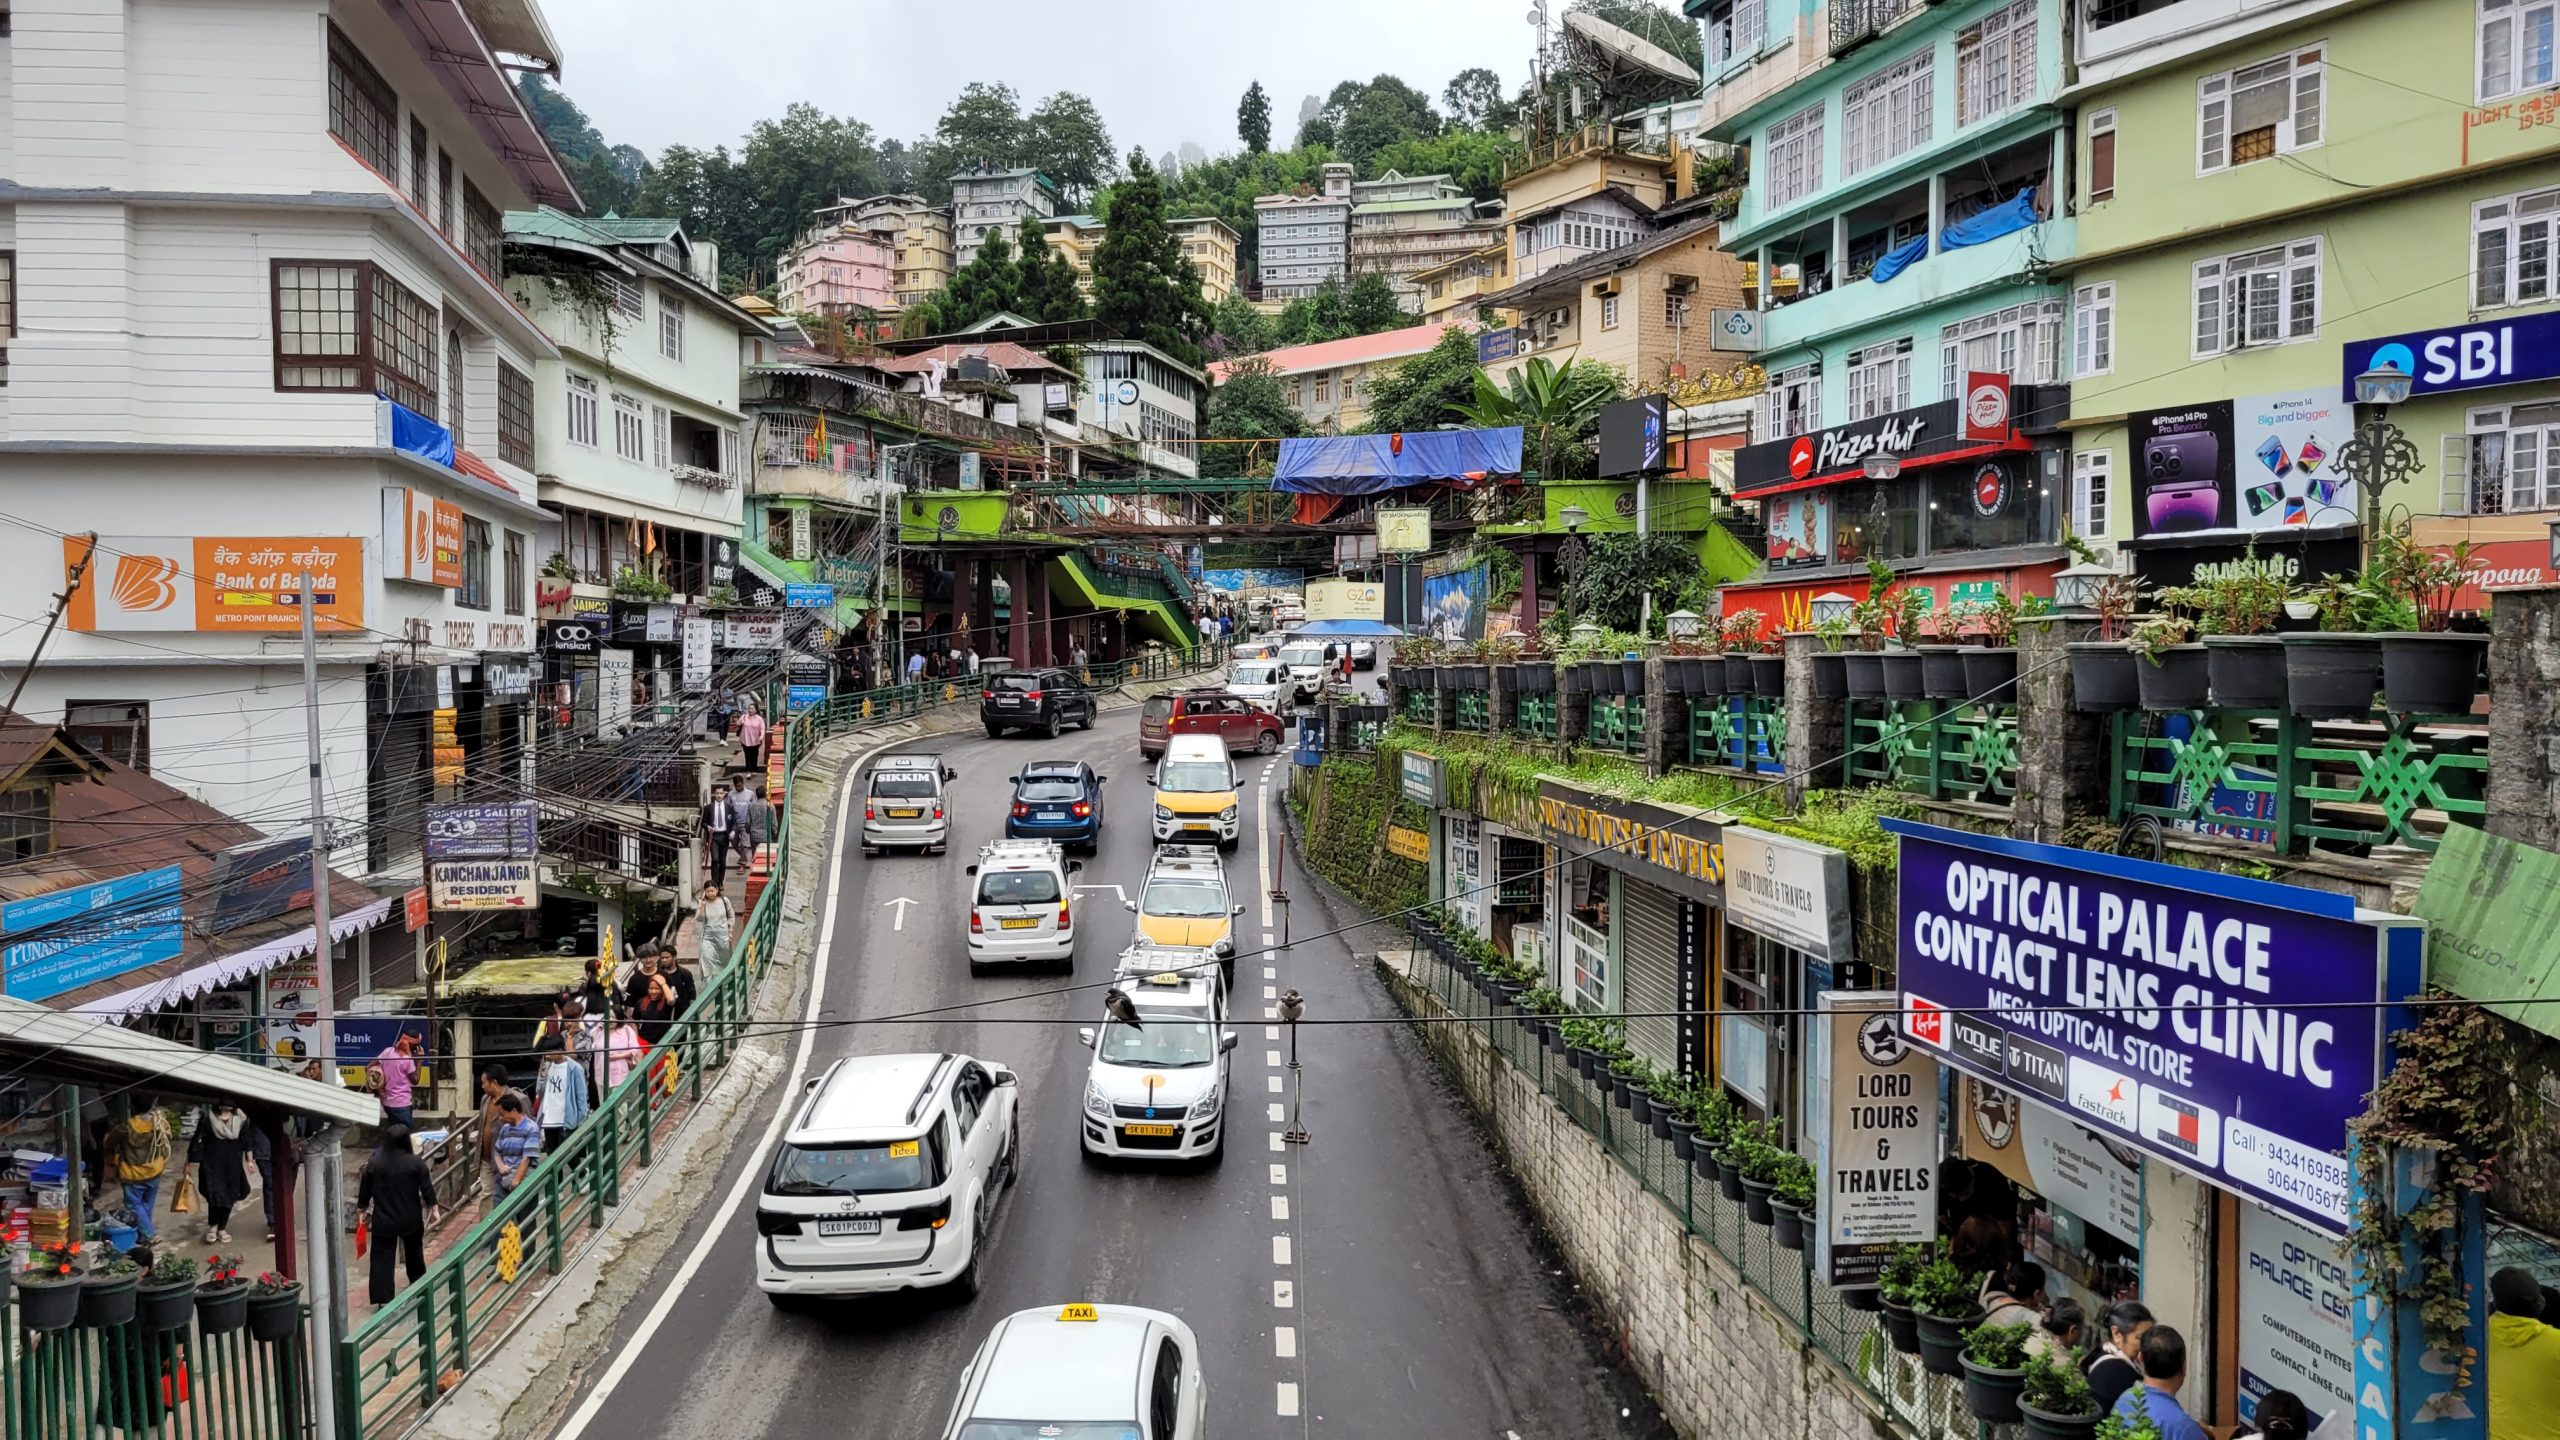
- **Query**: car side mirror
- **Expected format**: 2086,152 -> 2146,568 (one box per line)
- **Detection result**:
1123,900 -> 1139,912
991,1070 -> 1018,1088
1067,861 -> 1083,874
1097,775 -> 1109,784
943,767 -> 958,781
1231,905 -> 1245,916
803,1076 -> 825,1094
1219,1031 -> 1238,1053
1077,1027 -> 1097,1048
965,864 -> 979,876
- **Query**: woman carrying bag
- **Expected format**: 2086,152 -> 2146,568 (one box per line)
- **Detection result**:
187,1103 -> 257,1246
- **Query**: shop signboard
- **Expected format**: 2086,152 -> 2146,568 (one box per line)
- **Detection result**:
1399,751 -> 1444,808
423,802 -> 538,860
2408,512 -> 2560,612
1814,993 -> 1941,1289
645,605 -> 678,643
65,535 -> 368,633
380,488 -> 464,587
1377,508 -> 1433,555
1888,820 -> 2423,1234
2128,401 -> 2239,537
722,612 -> 786,649
1386,825 -> 1431,863
597,648 -> 634,733
263,954 -> 324,1062
1724,826 -> 1850,960
331,1017 -> 431,1073
2130,391 -> 2360,540
1536,782 -> 1725,907
1598,395 -> 1669,477
542,619 -> 598,654
205,836 -> 314,935
784,583 -> 836,610
2339,308 -> 2560,400
1960,1077 -> 2144,1247
535,576 -> 574,619
681,616 -> 714,692
1763,490 -> 1830,566
1719,562 -> 2061,631
2236,1203 -> 2355,1431
1306,579 -> 1386,622
1,866 -> 186,1003
428,859 -> 539,910
403,887 -> 429,933
786,684 -> 826,715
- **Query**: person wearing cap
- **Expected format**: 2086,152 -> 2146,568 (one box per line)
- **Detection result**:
2490,1265 -> 2560,1440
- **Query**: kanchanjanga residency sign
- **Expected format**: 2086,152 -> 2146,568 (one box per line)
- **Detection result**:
2413,822 -> 2560,1043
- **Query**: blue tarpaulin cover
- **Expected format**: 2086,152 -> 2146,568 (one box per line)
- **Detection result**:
1869,235 -> 1929,284
1271,428 -> 1524,495
1286,619 -> 1407,638
386,398 -> 455,467
1942,189 -> 2042,251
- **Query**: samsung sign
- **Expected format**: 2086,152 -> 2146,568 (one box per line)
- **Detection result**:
2340,310 -> 2560,399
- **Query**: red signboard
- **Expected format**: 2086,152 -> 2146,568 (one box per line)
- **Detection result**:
403,886 -> 430,933
1961,372 -> 2012,443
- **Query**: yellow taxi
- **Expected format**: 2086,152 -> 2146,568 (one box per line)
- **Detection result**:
1149,734 -> 1240,851
1128,846 -> 1241,981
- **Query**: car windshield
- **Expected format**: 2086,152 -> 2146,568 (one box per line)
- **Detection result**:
1017,777 -> 1083,801
1142,879 -> 1226,918
872,774 -> 936,799
1142,697 -> 1174,722
1098,1013 -> 1218,1067
1156,761 -> 1231,793
1279,648 -> 1322,667
989,673 -> 1040,692
766,1136 -> 941,1196
957,1424 -> 1136,1440
1231,663 -> 1277,684
979,871 -> 1063,905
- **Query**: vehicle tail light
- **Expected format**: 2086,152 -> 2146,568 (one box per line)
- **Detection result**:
864,802 -> 875,821
1026,690 -> 1043,702
1071,802 -> 1093,818
754,1210 -> 804,1237
932,803 -> 945,820
1012,802 -> 1030,819
969,908 -> 983,934
894,1198 -> 951,1231
981,689 -> 994,701
1058,900 -> 1072,930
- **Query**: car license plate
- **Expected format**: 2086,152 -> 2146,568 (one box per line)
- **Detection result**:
1121,1123 -> 1177,1138
999,917 -> 1038,930
1041,808 -> 1067,819
816,1217 -> 882,1237
886,807 -> 921,819
1184,822 -> 1214,832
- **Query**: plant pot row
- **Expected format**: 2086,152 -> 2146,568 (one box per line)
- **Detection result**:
1562,659 -> 1650,695
1829,646 -> 2020,705
2069,632 -> 2486,718
16,1274 -> 299,1338
1659,656 -> 1786,698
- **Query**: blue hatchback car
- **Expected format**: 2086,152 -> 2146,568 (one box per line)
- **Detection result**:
1005,760 -> 1106,852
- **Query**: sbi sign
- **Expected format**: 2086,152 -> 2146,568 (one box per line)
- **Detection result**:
2340,310 -> 2560,399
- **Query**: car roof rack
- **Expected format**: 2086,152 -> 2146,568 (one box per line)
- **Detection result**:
979,837 -> 1064,865
1114,942 -> 1220,980
1148,843 -> 1224,868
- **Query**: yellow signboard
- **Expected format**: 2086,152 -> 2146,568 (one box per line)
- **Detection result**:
1376,508 -> 1432,554
1058,1304 -> 1100,1322
1387,824 -> 1431,862
1306,578 -> 1386,622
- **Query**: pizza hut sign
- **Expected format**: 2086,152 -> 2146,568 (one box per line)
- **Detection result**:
1787,412 -> 1932,482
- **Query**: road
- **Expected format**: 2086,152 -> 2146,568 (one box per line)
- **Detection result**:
546,700 -> 1668,1439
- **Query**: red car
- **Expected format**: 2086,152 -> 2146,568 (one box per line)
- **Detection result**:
1139,689 -> 1287,760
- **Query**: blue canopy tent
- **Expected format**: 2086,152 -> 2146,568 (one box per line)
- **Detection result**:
1271,428 -> 1525,495
1284,619 -> 1407,639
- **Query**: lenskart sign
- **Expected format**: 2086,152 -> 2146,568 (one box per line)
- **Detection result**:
1886,820 -> 2422,1234
1536,782 -> 1725,905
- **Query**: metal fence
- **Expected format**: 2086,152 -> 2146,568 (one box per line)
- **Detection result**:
3,1303 -> 315,1440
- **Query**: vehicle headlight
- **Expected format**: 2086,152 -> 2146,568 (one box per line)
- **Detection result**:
1084,1081 -> 1111,1119
1215,933 -> 1235,954
1218,805 -> 1238,821
1187,1088 -> 1222,1120
1154,805 -> 1175,821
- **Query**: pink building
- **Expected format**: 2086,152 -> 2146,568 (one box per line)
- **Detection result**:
783,228 -> 896,318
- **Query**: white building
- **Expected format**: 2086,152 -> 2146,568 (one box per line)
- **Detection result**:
949,167 -> 1058,270
1254,162 -> 1355,300
0,0 -> 577,877
1074,339 -> 1206,480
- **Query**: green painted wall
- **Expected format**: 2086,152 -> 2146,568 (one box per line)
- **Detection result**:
900,491 -> 1012,544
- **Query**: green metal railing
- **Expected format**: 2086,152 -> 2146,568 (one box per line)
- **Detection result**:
1398,942 -> 1974,1440
336,646 -> 1226,1439
1846,700 -> 2018,804
2110,708 -> 2486,854
1401,688 -> 1437,724
1584,694 -> 1644,754
1451,690 -> 1490,734
1514,695 -> 1559,742
1686,695 -> 1785,774
6,1302 -> 315,1440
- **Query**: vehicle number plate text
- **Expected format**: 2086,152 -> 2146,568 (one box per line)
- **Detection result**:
817,1217 -> 882,1237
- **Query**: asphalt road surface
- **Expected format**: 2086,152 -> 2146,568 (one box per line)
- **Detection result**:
545,703 -> 1668,1439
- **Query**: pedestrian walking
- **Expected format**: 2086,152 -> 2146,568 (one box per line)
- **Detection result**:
730,777 -> 771,862
701,785 -> 735,888
697,883 -> 734,971
111,1100 -> 172,1243
370,1033 -> 421,1129
605,1017 -> 644,1092
490,1095 -> 541,1201
906,649 -> 927,685
356,1125 -> 438,1307
737,699 -> 767,773
474,1067 -> 514,1207
2086,1301 -> 2155,1417
535,1040 -> 589,1159
965,647 -> 981,675
185,1103 -> 255,1246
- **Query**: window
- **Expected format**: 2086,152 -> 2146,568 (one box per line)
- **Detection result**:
1705,0 -> 1766,68
1956,0 -> 2038,125
1286,379 -> 1303,407
2452,402 -> 2560,513
269,261 -> 436,416
613,392 -> 646,462
459,518 -> 491,610
2481,0 -> 2557,101
1847,340 -> 1912,420
1764,363 -> 1819,442
2073,283 -> 2115,377
64,701 -> 149,773
0,250 -> 13,389
498,361 -> 535,467
407,117 -> 429,212
2073,449 -> 2111,540
1941,299 -> 2063,392
2193,237 -> 2322,357
445,325 -> 466,439
1313,376 -> 1330,403
1844,51 -> 1934,176
436,151 -> 452,237
1765,103 -> 1825,210
325,24 -> 397,176
1927,456 -> 2049,554
0,785 -> 52,863
503,531 -> 526,615
2475,184 -> 2559,309
2088,109 -> 2117,203
658,291 -> 685,361
1148,1339 -> 1184,1440
463,181 -> 501,278
1601,293 -> 1621,329
2200,45 -> 2324,172
565,373 -> 599,447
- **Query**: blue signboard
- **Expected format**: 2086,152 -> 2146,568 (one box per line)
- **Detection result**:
3,866 -> 187,1003
785,684 -> 827,715
206,837 -> 313,935
1886,820 -> 2421,1234
331,1017 -> 432,1068
2339,308 -> 2560,400
783,583 -> 836,610
1475,328 -> 1518,364
423,802 -> 539,860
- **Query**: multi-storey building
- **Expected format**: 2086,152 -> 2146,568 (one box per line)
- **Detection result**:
1042,213 -> 1106,296
1501,127 -> 1687,287
801,194 -> 961,310
0,0 -> 573,874
1175,216 -> 1242,306
1411,244 -> 1516,327
1477,219 -> 1748,392
1349,171 -> 1504,308
775,222 -> 895,320
1255,162 -> 1355,299
1206,320 -> 1464,432
950,167 -> 1059,269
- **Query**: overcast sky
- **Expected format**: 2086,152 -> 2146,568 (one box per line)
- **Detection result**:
537,0 -> 1535,161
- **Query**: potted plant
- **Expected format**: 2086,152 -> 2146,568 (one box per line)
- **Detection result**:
1809,613 -> 1856,698
245,1270 -> 305,1344
2194,558 -> 2294,709
196,1253 -> 251,1337
137,1250 -> 200,1334
1964,590 -> 2032,703
2096,1411 -> 2165,1440
2019,1350 -> 2106,1439
2376,534 -> 2489,715
1689,1087 -> 1735,1183
1770,1155 -> 1815,1251
2068,572 -> 2147,712
1960,1320 -> 2034,1423
1910,1257 -> 1984,1377
1920,603 -> 1973,700
1654,1074 -> 1702,1159
1732,1118 -> 1787,1225
1843,558 -> 1895,698
1611,1055 -> 1649,1117
80,1248 -> 142,1329
1876,1244 -> 1927,1354
18,1239 -> 86,1332
1721,612 -> 1761,696
2282,573 -> 2391,720
1880,588 -> 1930,701
2130,606 -> 2207,712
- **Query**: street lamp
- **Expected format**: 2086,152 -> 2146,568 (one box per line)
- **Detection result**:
2054,558 -> 2113,614
1808,591 -> 1857,627
1569,620 -> 1603,649
2341,364 -> 2423,568
1665,608 -> 1703,641
1559,502 -> 1590,534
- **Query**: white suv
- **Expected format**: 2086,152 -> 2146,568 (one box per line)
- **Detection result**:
755,1052 -> 1019,1304
1079,969 -> 1234,1165
966,839 -> 1082,975
940,1303 -> 1206,1440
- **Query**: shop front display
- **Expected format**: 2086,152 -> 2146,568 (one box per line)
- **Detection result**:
1537,781 -> 1727,1081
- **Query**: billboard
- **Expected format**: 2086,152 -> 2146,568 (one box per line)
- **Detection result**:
423,802 -> 539,860
1598,395 -> 1669,477
381,487 -> 464,587
1,866 -> 186,1003
429,859 -> 539,910
1305,579 -> 1385,622
1419,566 -> 1484,644
66,536 -> 366,633
206,836 -> 315,935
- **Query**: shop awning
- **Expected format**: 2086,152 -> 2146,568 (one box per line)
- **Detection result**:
71,897 -> 398,1022
0,996 -> 381,1127
1272,428 -> 1523,495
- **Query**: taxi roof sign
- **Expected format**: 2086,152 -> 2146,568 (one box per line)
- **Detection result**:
1057,1303 -> 1099,1322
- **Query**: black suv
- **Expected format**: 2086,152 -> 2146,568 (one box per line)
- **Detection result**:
980,667 -> 1099,738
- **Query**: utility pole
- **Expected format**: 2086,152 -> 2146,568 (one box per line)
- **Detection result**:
298,569 -> 348,1440
299,568 -> 340,1082
5,533 -> 96,717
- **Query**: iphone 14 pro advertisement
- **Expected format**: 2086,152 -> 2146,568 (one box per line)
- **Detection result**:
2131,400 -> 2236,536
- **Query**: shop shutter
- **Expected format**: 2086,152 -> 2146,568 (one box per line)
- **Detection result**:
1620,877 -> 1683,1074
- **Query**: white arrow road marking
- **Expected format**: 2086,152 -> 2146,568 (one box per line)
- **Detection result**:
882,895 -> 916,931
1072,882 -> 1131,906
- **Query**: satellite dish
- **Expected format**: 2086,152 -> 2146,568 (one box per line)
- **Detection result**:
1560,9 -> 1700,104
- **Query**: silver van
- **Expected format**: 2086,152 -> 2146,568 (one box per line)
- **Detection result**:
863,754 -> 957,855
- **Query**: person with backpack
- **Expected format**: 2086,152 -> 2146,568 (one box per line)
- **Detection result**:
112,1099 -> 173,1243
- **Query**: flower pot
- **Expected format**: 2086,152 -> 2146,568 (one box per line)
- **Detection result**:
1660,659 -> 1692,696
137,1275 -> 198,1334
79,1273 -> 139,1329
1960,1355 -> 2027,1424
1563,662 -> 1590,694
17,1277 -> 81,1332
1590,662 -> 1622,695
1915,1308 -> 1982,1378
1919,646 -> 1971,700
1666,1117 -> 1699,1161
1621,658 -> 1647,693
1750,655 -> 1785,698
1626,1085 -> 1652,1124
2135,643 -> 2210,712
195,1282 -> 251,1338
1648,1102 -> 1674,1140
1609,1074 -> 1636,1110
1681,657 -> 1715,693
1714,1151 -> 1745,1202
2206,635 -> 2288,710
1568,1046 -> 1597,1080
2067,641 -> 2140,713
1723,655 -> 1755,696
1464,664 -> 1494,690
246,1285 -> 305,1343
2282,633 -> 2383,720
1739,1175 -> 1776,1225
2019,1399 -> 2106,1440
1691,1142 -> 1720,1181
1772,1199 -> 1808,1250
1880,650 -> 1926,701
1880,1300 -> 1922,1355
1843,652 -> 1887,699
1963,648 -> 2019,705
2379,633 -> 2488,715
1809,652 -> 1850,699
1839,1284 -> 1883,1313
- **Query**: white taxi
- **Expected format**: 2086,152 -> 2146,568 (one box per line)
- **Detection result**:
965,838 -> 1081,975
1078,969 -> 1233,1164
939,1303 -> 1206,1440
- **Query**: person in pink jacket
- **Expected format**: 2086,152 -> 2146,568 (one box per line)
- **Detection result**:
737,700 -> 767,771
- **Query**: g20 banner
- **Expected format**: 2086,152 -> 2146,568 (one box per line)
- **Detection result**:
1886,820 -> 2422,1233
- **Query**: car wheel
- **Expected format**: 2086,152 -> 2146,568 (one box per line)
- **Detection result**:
1002,1114 -> 1021,1187
1076,704 -> 1095,730
1256,730 -> 1279,755
984,722 -> 1004,738
1219,835 -> 1239,853
1080,1141 -> 1104,1168
1201,1134 -> 1226,1169
766,1291 -> 806,1313
948,1220 -> 984,1302
1044,710 -> 1063,739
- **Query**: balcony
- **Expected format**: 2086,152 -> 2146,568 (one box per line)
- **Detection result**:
1829,0 -> 1927,56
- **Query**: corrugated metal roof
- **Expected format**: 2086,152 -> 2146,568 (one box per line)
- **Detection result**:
1207,320 -> 1468,383
1352,197 -> 1478,216
0,995 -> 382,1127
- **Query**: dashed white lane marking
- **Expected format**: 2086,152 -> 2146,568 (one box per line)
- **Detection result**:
1263,964 -> 1277,980
1269,1131 -> 1286,1152
1271,1196 -> 1289,1221
1273,1280 -> 1294,1308
1267,1074 -> 1284,1093
1268,1102 -> 1286,1122
1275,1326 -> 1297,1357
1261,932 -> 1275,948
1263,984 -> 1277,999
1272,1236 -> 1292,1265
1278,1383 -> 1301,1417
1267,1049 -> 1283,1067
1264,1005 -> 1278,1019
1265,1025 -> 1279,1040
1269,1163 -> 1288,1184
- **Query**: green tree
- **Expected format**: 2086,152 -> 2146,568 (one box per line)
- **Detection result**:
1367,128 -> 1524,204
1238,81 -> 1273,154
1328,75 -> 1442,169
738,103 -> 887,267
1011,213 -> 1087,322
1091,151 -> 1211,367
1440,67 -> 1513,132
1295,112 -> 1337,150
1358,326 -> 1484,434
1564,0 -> 1705,79
1024,91 -> 1114,205
1202,356 -> 1309,478
1565,533 -> 1699,632
1343,271 -> 1409,333
1210,292 -> 1270,355
934,81 -> 1024,168
910,223 -> 1021,335
516,76 -> 645,215
1455,356 -> 1627,479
